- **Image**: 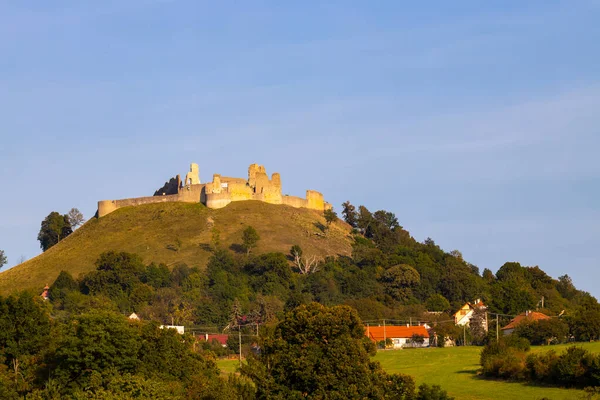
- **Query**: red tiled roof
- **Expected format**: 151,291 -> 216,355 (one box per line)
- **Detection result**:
365,326 -> 429,342
200,334 -> 229,345
501,311 -> 550,330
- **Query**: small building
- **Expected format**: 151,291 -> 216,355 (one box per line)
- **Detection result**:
454,298 -> 487,330
128,313 -> 140,321
160,325 -> 185,335
199,334 -> 229,347
366,325 -> 430,348
41,284 -> 50,301
501,310 -> 550,335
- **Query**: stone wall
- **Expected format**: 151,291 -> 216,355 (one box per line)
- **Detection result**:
282,195 -> 308,208
98,184 -> 204,217
306,190 -> 325,210
153,175 -> 181,196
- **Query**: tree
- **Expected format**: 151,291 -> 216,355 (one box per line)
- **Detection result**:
49,270 -> 80,303
425,294 -> 450,312
380,264 -> 420,302
52,310 -> 142,388
67,208 -> 85,229
290,245 -> 320,275
410,333 -> 426,348
468,307 -> 488,345
0,292 -> 51,388
341,201 -> 358,227
241,303 -> 419,399
357,206 -> 374,235
37,212 -> 72,251
242,226 -> 260,255
0,250 -> 6,270
323,208 -> 338,229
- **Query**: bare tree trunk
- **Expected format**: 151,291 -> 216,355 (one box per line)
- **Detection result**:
12,358 -> 18,385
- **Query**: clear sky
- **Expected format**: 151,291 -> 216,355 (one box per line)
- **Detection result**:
1,1 -> 599,298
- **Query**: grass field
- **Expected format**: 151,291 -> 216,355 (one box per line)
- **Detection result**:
374,342 -> 600,400
217,342 -> 600,399
0,201 -> 352,295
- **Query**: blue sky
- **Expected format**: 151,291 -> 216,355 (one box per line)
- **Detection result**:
1,1 -> 599,298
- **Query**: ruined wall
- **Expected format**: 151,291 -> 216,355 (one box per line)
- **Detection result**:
228,182 -> 253,202
153,175 -> 181,196
98,184 -> 204,217
184,163 -> 200,185
282,195 -> 308,208
306,190 -> 325,210
204,192 -> 231,209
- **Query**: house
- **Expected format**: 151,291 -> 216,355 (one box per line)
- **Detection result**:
199,333 -> 229,347
160,325 -> 185,335
501,310 -> 550,335
41,285 -> 50,301
128,313 -> 140,321
454,298 -> 487,330
366,325 -> 430,348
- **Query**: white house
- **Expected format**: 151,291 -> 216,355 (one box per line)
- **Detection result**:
160,325 -> 185,335
454,298 -> 487,331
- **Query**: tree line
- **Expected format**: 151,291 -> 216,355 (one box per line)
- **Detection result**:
0,288 -> 452,399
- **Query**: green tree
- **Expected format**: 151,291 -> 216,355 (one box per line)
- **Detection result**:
49,270 -> 80,303
0,292 -> 51,389
52,310 -> 142,388
242,226 -> 260,255
341,201 -> 358,227
37,212 -> 72,251
241,303 -> 418,399
425,294 -> 450,312
323,208 -> 338,229
357,205 -> 374,236
0,250 -> 6,270
380,264 -> 420,302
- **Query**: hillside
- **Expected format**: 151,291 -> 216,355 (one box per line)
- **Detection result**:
0,201 -> 353,295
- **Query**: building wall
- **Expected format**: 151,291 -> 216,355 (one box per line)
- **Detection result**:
391,337 -> 430,348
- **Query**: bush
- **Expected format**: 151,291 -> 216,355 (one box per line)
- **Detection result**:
417,383 -> 454,400
482,342 -> 600,388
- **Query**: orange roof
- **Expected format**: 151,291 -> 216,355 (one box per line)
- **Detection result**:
501,311 -> 550,330
365,325 -> 429,342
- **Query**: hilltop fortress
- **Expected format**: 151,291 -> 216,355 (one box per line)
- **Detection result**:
97,163 -> 331,217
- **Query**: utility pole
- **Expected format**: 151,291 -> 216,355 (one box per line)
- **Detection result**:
463,324 -> 466,346
409,317 -> 412,326
496,314 -> 499,342
383,319 -> 386,348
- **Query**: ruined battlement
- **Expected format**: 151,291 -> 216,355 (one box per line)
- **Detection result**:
97,163 -> 331,217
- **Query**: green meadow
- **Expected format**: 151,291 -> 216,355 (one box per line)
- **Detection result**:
374,342 -> 600,400
217,342 -> 600,399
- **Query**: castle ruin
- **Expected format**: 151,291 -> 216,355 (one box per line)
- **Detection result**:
97,163 -> 331,218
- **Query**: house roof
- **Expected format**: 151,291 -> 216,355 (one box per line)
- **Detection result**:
453,299 -> 486,317
366,325 -> 429,342
501,311 -> 551,330
203,334 -> 229,346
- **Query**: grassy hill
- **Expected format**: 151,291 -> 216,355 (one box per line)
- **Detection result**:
0,201 -> 353,295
